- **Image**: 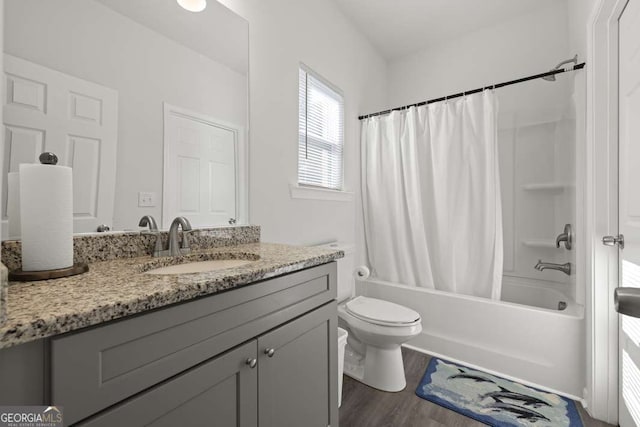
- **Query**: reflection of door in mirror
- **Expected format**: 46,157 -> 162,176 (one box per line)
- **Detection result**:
163,104 -> 239,229
3,55 -> 118,238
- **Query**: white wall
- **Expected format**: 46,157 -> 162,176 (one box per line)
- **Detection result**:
4,0 -> 247,231
0,0 -> 3,252
217,0 -> 388,253
387,2 -> 572,108
571,0 -> 612,421
567,0 -> 596,310
568,0 -> 598,60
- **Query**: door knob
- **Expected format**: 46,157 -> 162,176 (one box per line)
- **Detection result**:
615,288 -> 640,318
264,348 -> 275,358
245,358 -> 257,368
602,234 -> 624,249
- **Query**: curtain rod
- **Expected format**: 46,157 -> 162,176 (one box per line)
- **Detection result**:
358,62 -> 586,120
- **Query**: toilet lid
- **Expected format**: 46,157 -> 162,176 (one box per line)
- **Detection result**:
345,296 -> 420,326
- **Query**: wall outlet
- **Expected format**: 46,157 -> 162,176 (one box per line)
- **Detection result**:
138,192 -> 156,207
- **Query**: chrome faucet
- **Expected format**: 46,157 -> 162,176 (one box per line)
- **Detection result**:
168,216 -> 192,256
139,215 -> 158,232
535,260 -> 571,276
139,215 -> 163,256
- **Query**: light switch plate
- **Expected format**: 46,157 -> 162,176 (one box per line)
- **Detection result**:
138,192 -> 156,207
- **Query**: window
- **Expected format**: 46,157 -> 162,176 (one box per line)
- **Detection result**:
298,65 -> 344,190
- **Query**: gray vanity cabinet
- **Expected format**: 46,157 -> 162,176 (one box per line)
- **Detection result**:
79,301 -> 338,427
39,262 -> 338,426
258,302 -> 338,427
79,341 -> 259,427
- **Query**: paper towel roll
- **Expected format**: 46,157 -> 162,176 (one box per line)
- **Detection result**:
354,265 -> 370,280
7,172 -> 21,239
20,163 -> 73,271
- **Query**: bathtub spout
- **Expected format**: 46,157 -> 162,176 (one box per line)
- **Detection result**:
535,260 -> 571,276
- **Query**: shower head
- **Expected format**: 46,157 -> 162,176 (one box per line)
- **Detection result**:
542,54 -> 579,81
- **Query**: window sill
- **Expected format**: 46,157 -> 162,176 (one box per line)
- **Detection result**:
289,184 -> 354,202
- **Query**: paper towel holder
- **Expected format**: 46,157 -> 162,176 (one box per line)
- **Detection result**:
11,151 -> 90,281
39,152 -> 59,165
9,263 -> 89,282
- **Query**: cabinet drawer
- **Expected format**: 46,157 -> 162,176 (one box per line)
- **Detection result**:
52,262 -> 336,425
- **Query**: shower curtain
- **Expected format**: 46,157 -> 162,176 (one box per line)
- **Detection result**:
361,91 -> 503,299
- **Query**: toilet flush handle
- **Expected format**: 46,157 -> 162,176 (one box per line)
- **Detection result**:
264,348 -> 275,358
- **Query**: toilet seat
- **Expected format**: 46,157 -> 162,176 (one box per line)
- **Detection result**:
345,296 -> 420,327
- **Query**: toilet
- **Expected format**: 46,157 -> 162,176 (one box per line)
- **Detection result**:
338,296 -> 422,392
316,242 -> 422,393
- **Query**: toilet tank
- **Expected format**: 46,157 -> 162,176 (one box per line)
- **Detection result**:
315,242 -> 354,303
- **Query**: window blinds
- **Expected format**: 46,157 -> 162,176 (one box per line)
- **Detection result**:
298,67 -> 344,190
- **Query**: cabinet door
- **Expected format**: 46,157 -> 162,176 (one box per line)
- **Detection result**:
78,341 -> 257,427
258,302 -> 338,427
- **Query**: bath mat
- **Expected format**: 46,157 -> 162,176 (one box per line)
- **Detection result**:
415,358 -> 583,427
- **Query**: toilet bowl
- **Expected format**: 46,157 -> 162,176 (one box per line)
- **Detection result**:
338,296 -> 422,392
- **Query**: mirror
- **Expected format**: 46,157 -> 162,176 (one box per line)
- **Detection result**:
2,0 -> 249,239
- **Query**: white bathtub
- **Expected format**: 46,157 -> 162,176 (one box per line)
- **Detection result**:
355,277 -> 585,399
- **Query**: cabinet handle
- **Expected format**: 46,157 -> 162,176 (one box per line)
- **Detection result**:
264,348 -> 275,358
245,358 -> 257,368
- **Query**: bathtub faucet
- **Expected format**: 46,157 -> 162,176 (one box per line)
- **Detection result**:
534,260 -> 571,276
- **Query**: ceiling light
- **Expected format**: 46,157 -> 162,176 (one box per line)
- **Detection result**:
177,0 -> 207,12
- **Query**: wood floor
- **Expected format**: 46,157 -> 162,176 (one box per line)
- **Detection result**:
339,347 -> 615,427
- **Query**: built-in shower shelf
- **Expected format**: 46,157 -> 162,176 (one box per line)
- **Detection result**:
522,183 -> 570,193
522,239 -> 558,249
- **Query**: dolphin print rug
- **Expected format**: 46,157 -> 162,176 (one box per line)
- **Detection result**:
415,358 -> 583,426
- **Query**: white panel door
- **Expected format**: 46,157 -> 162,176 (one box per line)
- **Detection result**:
163,104 -> 238,229
3,54 -> 118,233
619,0 -> 640,425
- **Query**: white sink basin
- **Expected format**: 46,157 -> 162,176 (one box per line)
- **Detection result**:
145,259 -> 255,275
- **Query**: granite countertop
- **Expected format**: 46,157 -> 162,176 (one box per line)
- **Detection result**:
0,242 -> 343,349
